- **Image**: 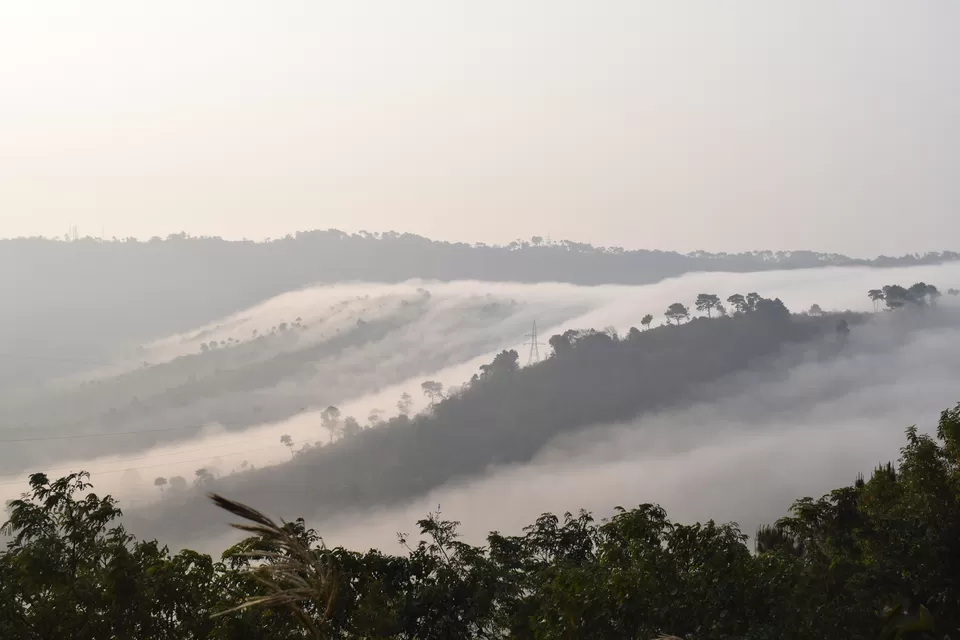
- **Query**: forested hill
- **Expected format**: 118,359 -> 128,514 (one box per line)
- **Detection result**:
132,298 -> 862,544
2,230 -> 955,368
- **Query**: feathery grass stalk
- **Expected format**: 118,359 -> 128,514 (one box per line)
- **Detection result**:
209,493 -> 338,638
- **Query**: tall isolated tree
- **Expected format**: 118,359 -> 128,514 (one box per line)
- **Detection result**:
910,282 -> 941,305
907,282 -> 926,301
868,288 -> 885,311
549,330 -> 579,356
194,468 -> 214,487
694,293 -> 722,317
837,318 -> 850,337
727,294 -> 748,314
397,392 -> 413,417
664,302 -> 690,325
280,434 -> 294,457
421,381 -> 445,405
342,416 -> 362,439
882,284 -> 909,309
640,314 -> 653,330
809,303 -> 823,316
478,349 -> 520,380
153,476 -> 167,500
320,406 -> 341,443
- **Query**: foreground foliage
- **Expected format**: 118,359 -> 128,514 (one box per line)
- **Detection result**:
4,404 -> 960,638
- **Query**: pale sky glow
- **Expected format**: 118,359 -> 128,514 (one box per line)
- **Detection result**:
1,1 -> 958,254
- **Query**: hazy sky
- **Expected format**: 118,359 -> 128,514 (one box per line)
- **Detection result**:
1,1 -> 958,255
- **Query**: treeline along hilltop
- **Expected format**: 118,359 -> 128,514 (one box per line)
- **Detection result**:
3,229 -> 958,385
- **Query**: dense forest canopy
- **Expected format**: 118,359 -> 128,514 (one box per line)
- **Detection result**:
4,402 -> 960,639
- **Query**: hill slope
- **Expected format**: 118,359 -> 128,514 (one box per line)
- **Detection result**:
132,300 -> 860,543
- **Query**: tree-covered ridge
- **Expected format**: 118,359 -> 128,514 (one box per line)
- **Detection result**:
139,283 -> 904,511
5,404 -> 960,639
129,291 -> 864,545
139,279 -> 950,533
867,283 -> 943,310
8,229 -> 957,277
0,288 -> 555,481
3,228 -> 957,384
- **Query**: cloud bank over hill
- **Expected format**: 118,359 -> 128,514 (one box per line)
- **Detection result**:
2,232 -> 957,390
3,261 -> 959,549
312,309 -> 960,553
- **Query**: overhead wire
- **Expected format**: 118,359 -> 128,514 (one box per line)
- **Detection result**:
0,351 -> 118,367
0,443 -> 291,488
0,333 -> 353,491
0,414 -> 324,484
0,408 -> 311,443
0,434 -> 291,478
0,423 -> 215,443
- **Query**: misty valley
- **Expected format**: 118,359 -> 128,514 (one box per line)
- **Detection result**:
7,1 -> 960,635
3,235 -> 960,639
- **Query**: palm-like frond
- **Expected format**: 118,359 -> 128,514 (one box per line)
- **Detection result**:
209,493 -> 338,638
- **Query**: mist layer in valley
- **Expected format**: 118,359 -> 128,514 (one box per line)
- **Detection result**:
0,282 -> 590,477
316,311 -> 960,553
4,232 -> 955,390
3,262 -> 959,553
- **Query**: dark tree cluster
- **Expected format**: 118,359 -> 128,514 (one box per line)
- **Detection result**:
6,403 -> 960,639
198,317 -> 309,354
868,283 -> 942,310
659,291 -> 788,326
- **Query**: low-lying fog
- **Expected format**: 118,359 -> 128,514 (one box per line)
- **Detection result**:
315,314 -> 960,552
3,261 -> 960,552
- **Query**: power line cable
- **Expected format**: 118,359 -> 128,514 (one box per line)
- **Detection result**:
0,409 -> 310,443
0,351 -> 119,367
0,435 -> 287,478
0,444 -> 284,488
0,423 -> 219,443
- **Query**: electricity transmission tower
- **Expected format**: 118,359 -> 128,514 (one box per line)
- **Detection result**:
524,321 -> 545,365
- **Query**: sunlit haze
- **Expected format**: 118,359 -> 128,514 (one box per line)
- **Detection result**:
2,1 -> 958,254
6,5 -> 960,637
